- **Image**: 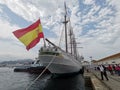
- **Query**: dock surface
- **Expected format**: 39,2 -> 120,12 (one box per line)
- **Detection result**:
84,72 -> 109,90
84,70 -> 120,90
92,70 -> 120,90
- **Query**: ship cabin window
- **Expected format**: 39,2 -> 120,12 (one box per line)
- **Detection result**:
40,51 -> 60,56
112,61 -> 115,63
40,47 -> 43,52
46,48 -> 49,51
36,60 -> 39,64
55,48 -> 57,51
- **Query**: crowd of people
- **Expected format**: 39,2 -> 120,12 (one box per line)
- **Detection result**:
95,64 -> 120,81
107,64 -> 120,76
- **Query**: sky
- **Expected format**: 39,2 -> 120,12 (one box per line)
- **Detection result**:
0,0 -> 120,62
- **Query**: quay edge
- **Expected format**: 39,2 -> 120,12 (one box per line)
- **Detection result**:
84,72 -> 110,90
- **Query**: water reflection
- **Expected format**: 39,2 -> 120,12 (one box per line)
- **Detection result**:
44,74 -> 85,90
0,68 -> 85,90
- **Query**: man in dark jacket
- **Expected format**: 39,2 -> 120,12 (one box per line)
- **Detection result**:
99,65 -> 109,81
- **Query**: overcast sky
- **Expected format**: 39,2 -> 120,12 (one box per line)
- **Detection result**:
0,0 -> 120,62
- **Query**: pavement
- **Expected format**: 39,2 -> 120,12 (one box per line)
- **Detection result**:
91,70 -> 120,90
84,71 -> 109,90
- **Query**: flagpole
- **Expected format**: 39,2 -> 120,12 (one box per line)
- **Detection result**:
39,17 -> 46,47
43,38 -> 46,47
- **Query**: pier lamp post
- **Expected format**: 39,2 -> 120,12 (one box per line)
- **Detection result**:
89,56 -> 92,68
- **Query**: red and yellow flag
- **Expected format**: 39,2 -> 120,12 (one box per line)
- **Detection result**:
13,19 -> 44,50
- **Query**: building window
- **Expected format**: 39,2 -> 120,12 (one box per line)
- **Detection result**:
112,61 -> 115,63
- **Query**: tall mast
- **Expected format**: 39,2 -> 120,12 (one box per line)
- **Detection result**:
63,2 -> 68,52
69,19 -> 73,54
70,28 -> 73,54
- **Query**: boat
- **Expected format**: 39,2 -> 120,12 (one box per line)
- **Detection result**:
27,59 -> 50,74
14,60 -> 50,74
38,3 -> 83,77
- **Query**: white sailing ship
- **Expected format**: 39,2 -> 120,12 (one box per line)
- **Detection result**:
38,3 -> 83,77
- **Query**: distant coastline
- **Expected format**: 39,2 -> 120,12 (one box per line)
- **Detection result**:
0,59 -> 33,67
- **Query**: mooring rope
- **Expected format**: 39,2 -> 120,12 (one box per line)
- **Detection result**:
59,25 -> 64,46
25,55 -> 56,90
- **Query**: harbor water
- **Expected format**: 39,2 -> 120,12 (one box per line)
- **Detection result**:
0,67 -> 88,90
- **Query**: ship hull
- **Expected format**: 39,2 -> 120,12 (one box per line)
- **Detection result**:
39,54 -> 82,75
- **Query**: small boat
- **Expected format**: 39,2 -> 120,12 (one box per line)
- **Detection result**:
38,2 -> 83,77
14,60 -> 50,74
14,66 -> 29,72
27,60 -> 50,74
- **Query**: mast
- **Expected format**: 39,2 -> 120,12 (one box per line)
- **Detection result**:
69,24 -> 78,58
69,28 -> 73,54
73,36 -> 77,59
69,19 -> 73,54
63,2 -> 68,53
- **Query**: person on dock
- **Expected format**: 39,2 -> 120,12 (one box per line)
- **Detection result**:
112,64 -> 116,74
81,66 -> 85,76
115,64 -> 120,76
99,65 -> 109,81
107,64 -> 114,75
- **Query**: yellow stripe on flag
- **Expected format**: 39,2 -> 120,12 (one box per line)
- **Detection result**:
19,25 -> 42,46
13,19 -> 44,50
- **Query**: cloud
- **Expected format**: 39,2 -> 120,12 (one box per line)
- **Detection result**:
0,0 -> 120,61
0,20 -> 38,61
0,20 -> 17,38
0,0 -> 64,21
0,6 -> 2,13
83,0 -> 95,5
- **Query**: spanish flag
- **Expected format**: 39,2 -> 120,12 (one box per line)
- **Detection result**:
13,19 -> 44,50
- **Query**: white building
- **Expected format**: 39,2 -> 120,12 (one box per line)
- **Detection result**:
82,61 -> 90,66
93,52 -> 120,65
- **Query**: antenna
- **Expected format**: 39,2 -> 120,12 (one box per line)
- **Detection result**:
64,1 -> 67,15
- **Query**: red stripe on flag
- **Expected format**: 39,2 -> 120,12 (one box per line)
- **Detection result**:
26,33 -> 44,50
13,19 -> 41,38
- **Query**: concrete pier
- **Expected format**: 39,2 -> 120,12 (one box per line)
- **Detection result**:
84,72 -> 109,90
92,70 -> 120,90
84,70 -> 120,90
